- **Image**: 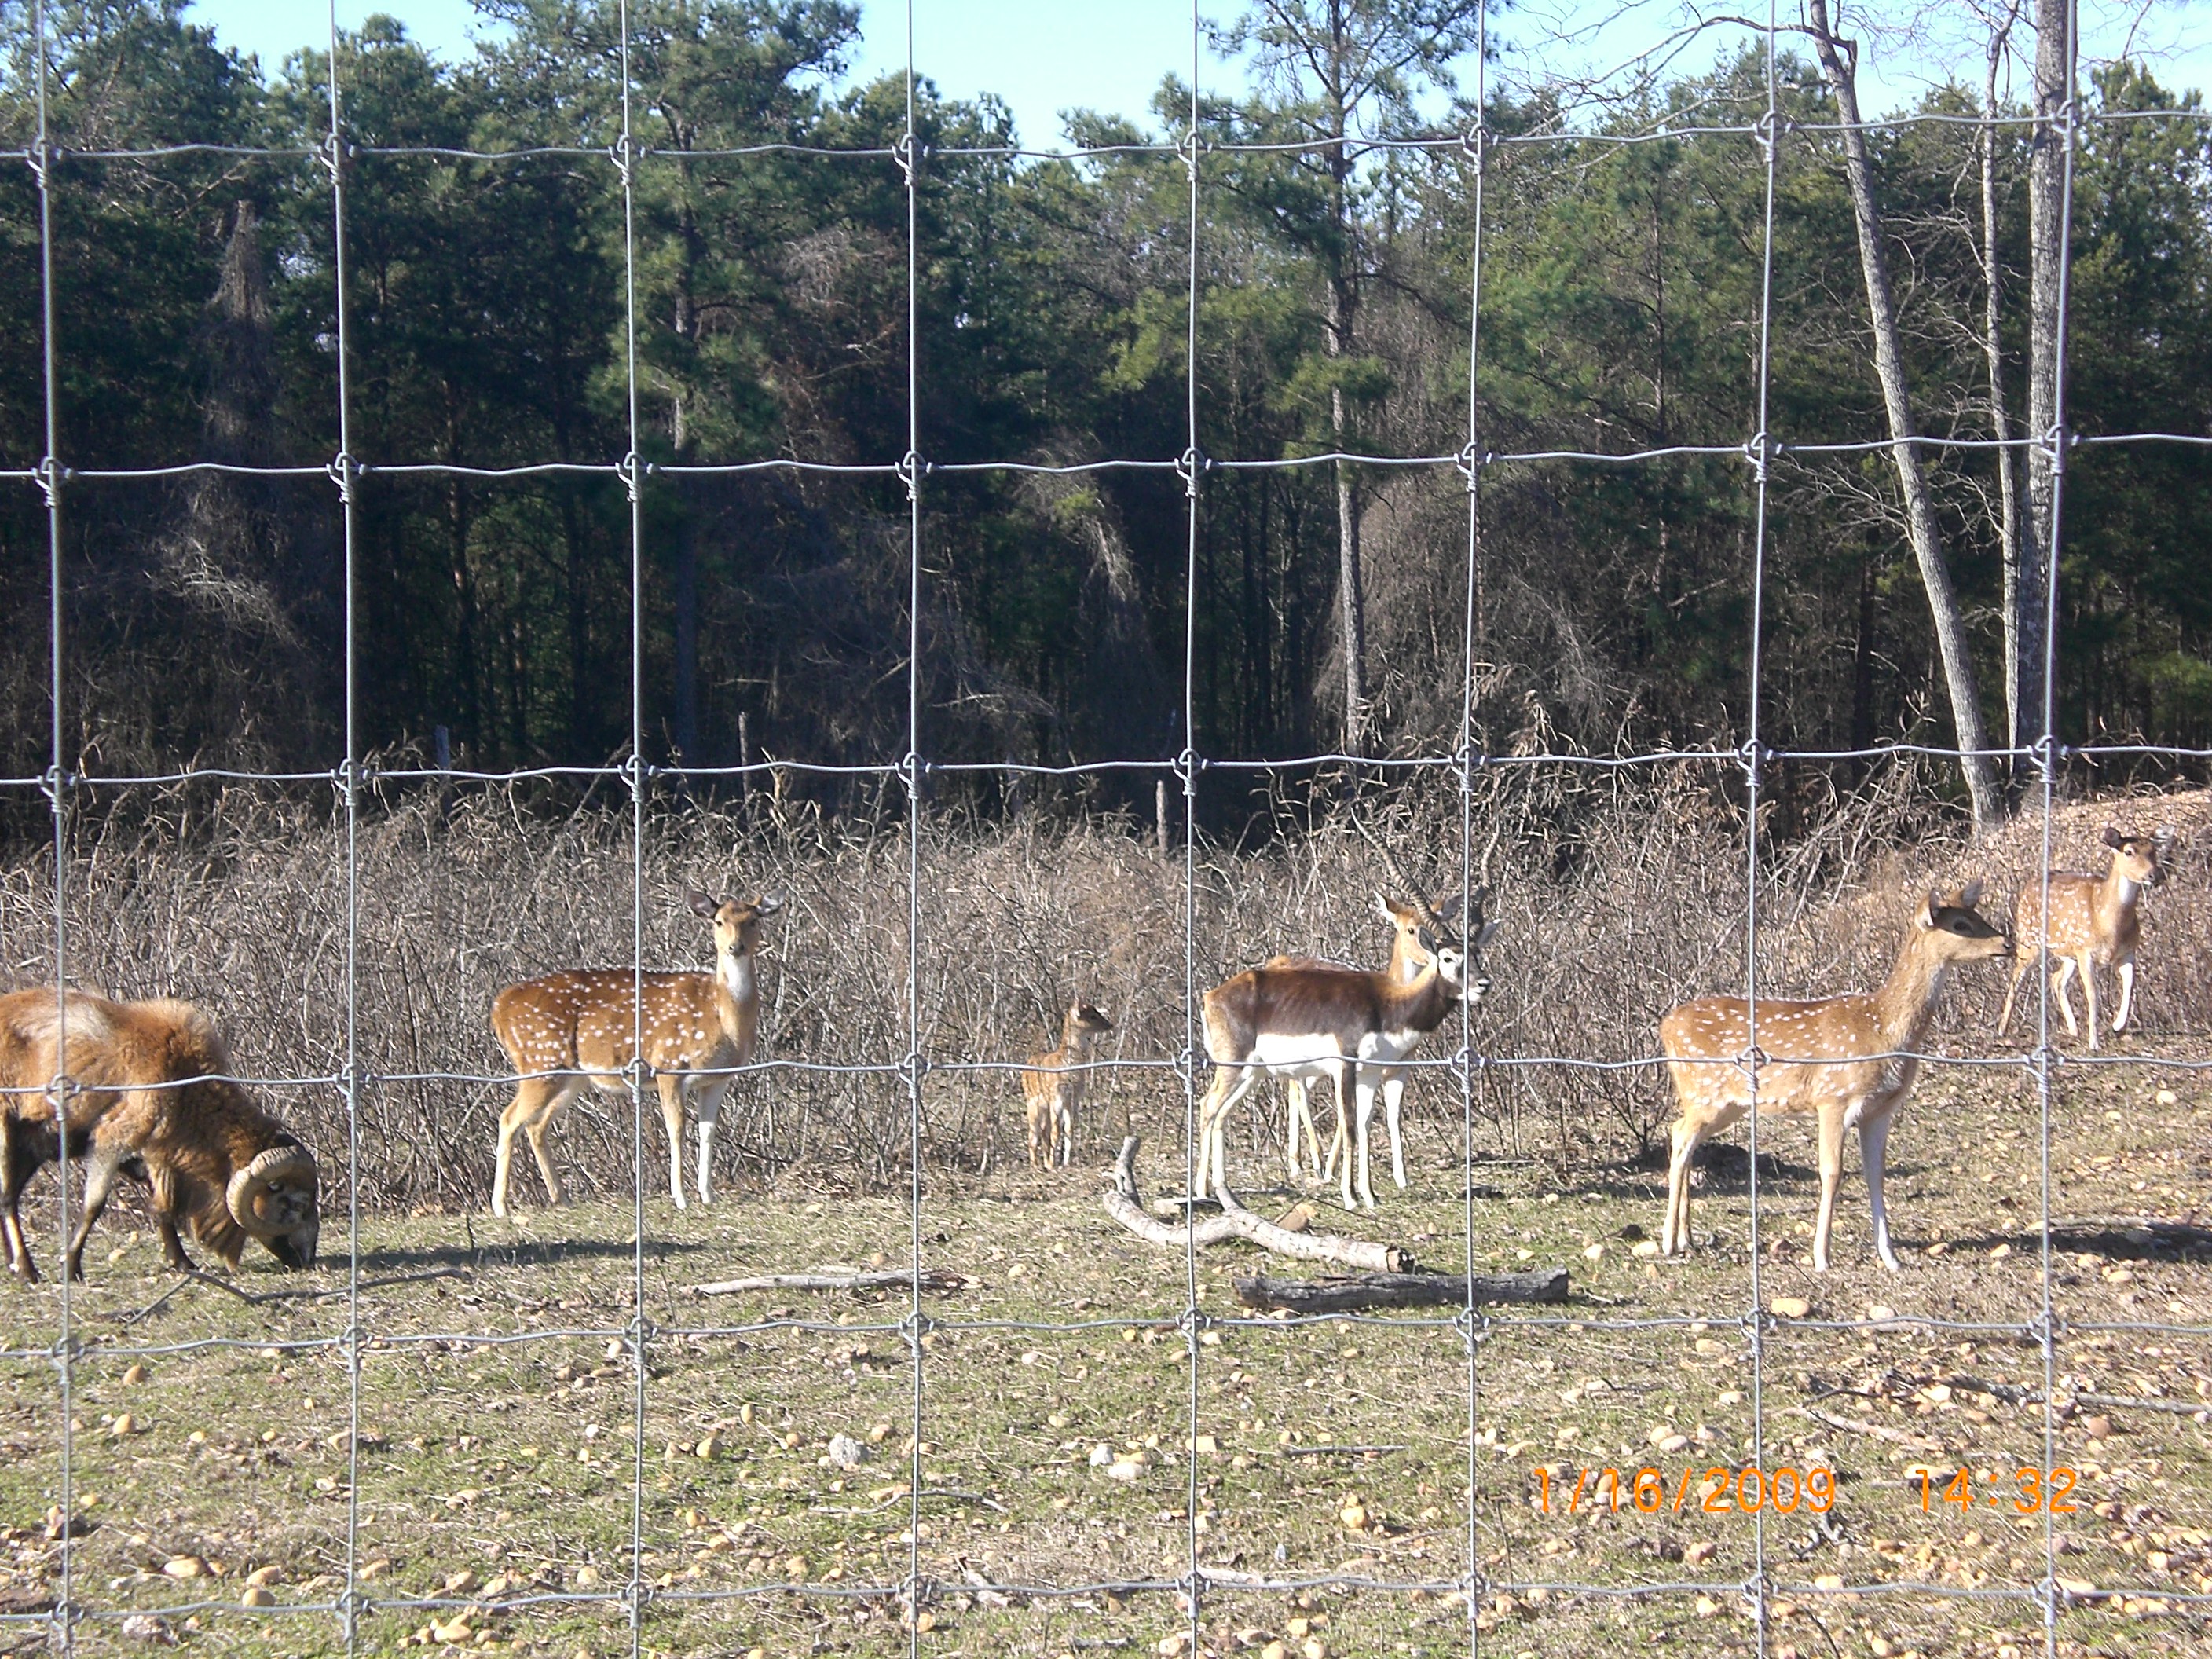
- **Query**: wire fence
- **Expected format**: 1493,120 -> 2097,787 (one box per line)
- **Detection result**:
11,0 -> 2212,1654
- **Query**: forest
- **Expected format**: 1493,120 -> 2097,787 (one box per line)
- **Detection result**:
2,0 -> 2210,836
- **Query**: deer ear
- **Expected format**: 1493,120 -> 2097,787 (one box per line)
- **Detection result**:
2157,823 -> 2180,844
687,888 -> 720,919
754,894 -> 783,917
1474,918 -> 1500,950
1958,877 -> 1984,910
1372,890 -> 1400,925
2102,825 -> 2123,849
1921,889 -> 1944,927
1431,892 -> 1464,924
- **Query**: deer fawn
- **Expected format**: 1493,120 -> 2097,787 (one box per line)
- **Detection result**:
1199,898 -> 1492,1212
1021,1002 -> 1114,1168
489,889 -> 779,1217
1265,889 -> 1466,1190
1997,824 -> 2174,1049
1658,883 -> 2009,1273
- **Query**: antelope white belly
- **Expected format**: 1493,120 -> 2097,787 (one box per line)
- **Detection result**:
1250,1032 -> 1353,1075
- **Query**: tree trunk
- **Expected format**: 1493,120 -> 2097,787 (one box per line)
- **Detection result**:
1809,2 -> 2001,830
1983,18 -> 2038,765
2024,0 -> 2069,749
1328,271 -> 1367,753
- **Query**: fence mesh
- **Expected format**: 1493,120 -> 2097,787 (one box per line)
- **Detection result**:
9,0 -> 2211,1653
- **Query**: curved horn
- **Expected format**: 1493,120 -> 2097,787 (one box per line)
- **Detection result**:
226,1144 -> 317,1238
1349,813 -> 1450,935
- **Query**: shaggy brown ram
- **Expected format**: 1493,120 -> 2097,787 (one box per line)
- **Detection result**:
0,989 -> 320,1282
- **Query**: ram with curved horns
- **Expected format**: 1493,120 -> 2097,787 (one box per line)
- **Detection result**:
0,989 -> 320,1282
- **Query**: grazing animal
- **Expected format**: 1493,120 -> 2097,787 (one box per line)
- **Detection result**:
0,989 -> 320,1283
1997,824 -> 2175,1049
1197,911 -> 1491,1212
490,889 -> 779,1216
1265,888 -> 1471,1190
1658,883 -> 2009,1273
1020,1002 -> 1114,1168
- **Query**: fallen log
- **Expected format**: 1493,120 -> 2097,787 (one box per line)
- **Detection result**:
1234,1268 -> 1569,1313
690,1268 -> 966,1297
1102,1137 -> 1413,1272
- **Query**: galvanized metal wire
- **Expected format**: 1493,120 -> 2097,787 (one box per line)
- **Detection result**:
12,0 -> 2212,1653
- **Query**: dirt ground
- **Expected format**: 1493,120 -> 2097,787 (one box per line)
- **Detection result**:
0,1021 -> 2203,1659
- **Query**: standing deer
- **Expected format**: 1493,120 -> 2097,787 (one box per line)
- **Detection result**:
1198,902 -> 1492,1213
1020,1002 -> 1114,1168
1658,883 -> 2009,1273
1265,889 -> 1467,1189
1996,824 -> 2175,1049
489,889 -> 779,1217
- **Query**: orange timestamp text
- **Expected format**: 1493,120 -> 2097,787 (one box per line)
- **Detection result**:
1915,1467 -> 2078,1514
1534,1464 -> 1834,1516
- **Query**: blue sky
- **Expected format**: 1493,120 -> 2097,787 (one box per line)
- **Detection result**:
187,1 -> 2212,150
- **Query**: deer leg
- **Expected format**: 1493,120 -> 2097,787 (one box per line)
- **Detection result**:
1321,1074 -> 1350,1184
1284,1080 -> 1311,1182
1203,1066 -> 1260,1200
1024,1091 -> 1045,1170
1054,1086 -> 1075,1168
695,1078 -> 728,1205
1996,952 -> 2031,1035
1811,1103 -> 1851,1273
1342,1062 -> 1375,1214
1859,1105 -> 1899,1273
2049,958 -> 2080,1037
2081,955 -> 2101,1052
1661,1115 -> 1702,1257
657,1075 -> 689,1210
2114,958 -> 2137,1034
1382,1069 -> 1408,1191
495,1075 -> 562,1216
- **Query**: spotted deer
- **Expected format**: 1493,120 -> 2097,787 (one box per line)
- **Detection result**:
1996,824 -> 2175,1049
1020,1002 -> 1114,1169
489,889 -> 779,1216
1199,902 -> 1492,1212
1658,883 -> 2010,1273
1265,889 -> 1467,1190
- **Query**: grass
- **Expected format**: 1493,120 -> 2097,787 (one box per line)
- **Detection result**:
0,1027 -> 2205,1659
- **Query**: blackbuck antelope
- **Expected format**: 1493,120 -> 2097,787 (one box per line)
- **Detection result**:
1658,883 -> 2010,1273
1997,824 -> 2175,1049
1265,889 -> 1469,1190
1021,1002 -> 1114,1168
1199,901 -> 1492,1212
489,889 -> 779,1217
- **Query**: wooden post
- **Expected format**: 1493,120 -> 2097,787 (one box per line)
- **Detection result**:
1156,778 -> 1170,858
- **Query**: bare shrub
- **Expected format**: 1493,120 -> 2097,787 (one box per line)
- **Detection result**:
0,767 -> 2199,1214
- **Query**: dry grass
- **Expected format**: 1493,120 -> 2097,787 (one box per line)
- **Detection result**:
0,773 -> 2207,1655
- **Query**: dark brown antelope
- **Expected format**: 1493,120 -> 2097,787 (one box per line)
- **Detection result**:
1198,906 -> 1492,1212
489,889 -> 778,1216
1658,884 -> 2009,1273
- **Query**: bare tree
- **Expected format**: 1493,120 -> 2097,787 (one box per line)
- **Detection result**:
1807,0 -> 2001,830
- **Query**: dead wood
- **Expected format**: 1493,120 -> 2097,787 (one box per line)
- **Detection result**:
1103,1137 -> 1412,1271
1234,1268 -> 1569,1313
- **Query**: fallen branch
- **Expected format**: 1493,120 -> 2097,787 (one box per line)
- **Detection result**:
1235,1269 -> 1569,1313
1102,1137 -> 1412,1272
690,1268 -> 966,1297
1786,1404 -> 1944,1453
2077,1391 -> 2212,1420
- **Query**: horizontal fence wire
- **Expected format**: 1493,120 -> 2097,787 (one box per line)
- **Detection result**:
15,0 -> 2212,1651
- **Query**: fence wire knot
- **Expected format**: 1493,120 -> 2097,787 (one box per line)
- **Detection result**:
617,449 -> 641,504
1453,441 -> 1489,489
1177,128 -> 1205,174
608,131 -> 636,186
1752,107 -> 1789,148
1175,446 -> 1207,497
326,449 -> 357,504
33,453 -> 62,509
1174,745 -> 1202,800
317,130 -> 345,182
892,130 -> 922,181
1460,123 -> 1489,168
897,1306 -> 936,1350
1741,430 -> 1772,482
896,449 -> 925,502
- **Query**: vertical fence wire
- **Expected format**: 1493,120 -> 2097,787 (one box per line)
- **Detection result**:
2037,3 -> 2083,1653
1181,2 -> 1207,1650
1457,2 -> 1490,1646
901,0 -> 927,1648
617,0 -> 653,1650
1741,1 -> 1783,1645
322,2 -> 365,1650
30,0 -> 73,1650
